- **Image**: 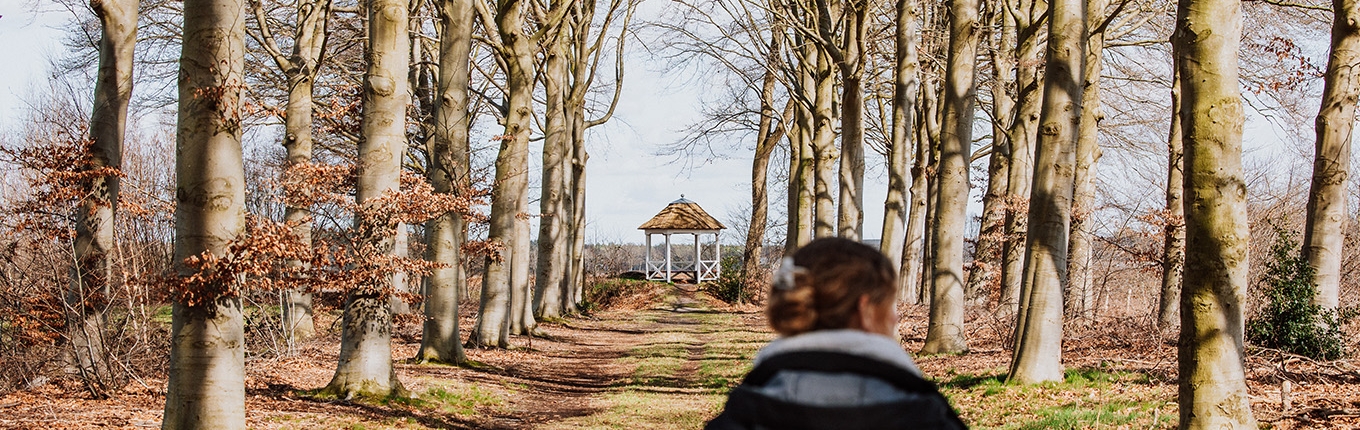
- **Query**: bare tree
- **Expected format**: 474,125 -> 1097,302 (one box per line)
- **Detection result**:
417,0 -> 476,365
1173,0 -> 1257,423
1302,0 -> 1360,311
246,0 -> 333,341
880,0 -> 919,270
1009,0 -> 1084,383
998,0 -> 1047,317
921,0 -> 980,355
163,0 -> 248,426
69,0 -> 138,390
1159,70 -> 1185,331
322,0 -> 410,398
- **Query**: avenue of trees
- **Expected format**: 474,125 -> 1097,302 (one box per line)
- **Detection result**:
0,0 -> 1356,426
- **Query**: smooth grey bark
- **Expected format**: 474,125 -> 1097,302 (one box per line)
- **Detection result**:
742,73 -> 787,298
471,0 -> 542,347
835,0 -> 868,240
1009,0 -> 1083,383
811,50 -> 839,239
921,0 -> 980,355
535,29 -> 570,320
882,0 -> 919,270
416,0 -> 474,365
1066,0 -> 1107,320
967,5 -> 1015,301
322,0 -> 410,399
163,0 -> 247,426
1174,0 -> 1257,423
903,80 -> 940,305
70,0 -> 137,389
1159,76 -> 1185,330
249,0 -> 332,341
998,0 -> 1046,317
1303,0 -> 1360,311
786,102 -> 816,254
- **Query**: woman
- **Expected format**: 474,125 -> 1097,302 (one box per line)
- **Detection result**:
705,237 -> 966,429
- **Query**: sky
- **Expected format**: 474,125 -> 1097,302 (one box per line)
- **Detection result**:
0,2 -> 1309,248
0,2 -> 902,247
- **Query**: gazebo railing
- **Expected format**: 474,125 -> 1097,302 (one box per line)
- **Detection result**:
697,260 -> 721,281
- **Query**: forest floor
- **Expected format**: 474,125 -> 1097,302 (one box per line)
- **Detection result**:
2,284 -> 1358,429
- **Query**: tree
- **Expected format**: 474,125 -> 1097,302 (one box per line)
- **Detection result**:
470,0 -> 564,345
69,0 -> 138,391
1158,74 -> 1184,331
246,0 -> 333,341
417,0 -> 476,365
1173,0 -> 1257,422
998,0 -> 1047,317
880,0 -> 919,271
1009,0 -> 1084,383
1066,0 -> 1117,320
321,0 -> 410,398
162,0 -> 248,426
1302,0 -> 1360,312
921,0 -> 980,355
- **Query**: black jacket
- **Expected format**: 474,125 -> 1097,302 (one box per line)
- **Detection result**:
705,351 -> 967,430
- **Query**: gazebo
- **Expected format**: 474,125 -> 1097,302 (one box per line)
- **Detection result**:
638,196 -> 726,282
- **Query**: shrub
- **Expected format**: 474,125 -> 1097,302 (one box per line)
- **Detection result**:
1246,227 -> 1353,360
705,255 -> 745,304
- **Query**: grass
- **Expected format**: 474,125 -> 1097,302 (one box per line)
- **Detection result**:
540,390 -> 724,430
939,368 -> 1175,429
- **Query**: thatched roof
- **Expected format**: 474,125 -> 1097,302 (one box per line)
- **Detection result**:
638,197 -> 726,231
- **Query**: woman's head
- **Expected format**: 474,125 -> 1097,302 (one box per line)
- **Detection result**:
766,237 -> 898,336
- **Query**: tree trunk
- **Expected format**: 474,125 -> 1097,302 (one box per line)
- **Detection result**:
966,4 -> 1015,302
904,80 -> 940,305
1174,0 -> 1257,422
270,0 -> 331,342
836,2 -> 867,240
1066,0 -> 1106,320
811,50 -> 839,239
471,0 -> 535,347
568,118 -> 588,311
1008,0 -> 1083,383
787,101 -> 817,254
163,0 -> 247,426
535,31 -> 570,320
998,0 -> 1046,317
1303,0 -> 1360,311
70,0 -> 137,390
882,0 -> 919,270
416,0 -> 474,364
921,0 -> 980,355
1159,75 -> 1185,331
322,0 -> 409,399
742,69 -> 785,299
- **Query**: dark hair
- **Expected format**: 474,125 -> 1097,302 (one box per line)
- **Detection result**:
766,237 -> 897,336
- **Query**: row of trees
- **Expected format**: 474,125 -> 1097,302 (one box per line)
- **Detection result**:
658,0 -> 1349,427
0,0 -> 1354,427
2,0 -> 638,427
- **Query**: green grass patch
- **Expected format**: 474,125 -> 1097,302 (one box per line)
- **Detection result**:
939,368 -> 1175,429
422,385 -> 502,416
540,390 -> 725,430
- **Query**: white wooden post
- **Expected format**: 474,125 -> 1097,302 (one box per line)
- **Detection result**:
645,233 -> 653,280
694,233 -> 701,280
665,233 -> 672,282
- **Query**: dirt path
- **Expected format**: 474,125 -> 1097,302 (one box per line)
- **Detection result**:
6,288 -> 1354,429
0,288 -> 772,429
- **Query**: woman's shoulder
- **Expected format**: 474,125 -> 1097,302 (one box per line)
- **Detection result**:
755,329 -> 923,377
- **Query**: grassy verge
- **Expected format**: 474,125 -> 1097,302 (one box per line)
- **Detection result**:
940,367 -> 1176,429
